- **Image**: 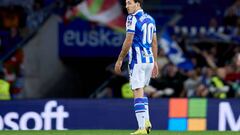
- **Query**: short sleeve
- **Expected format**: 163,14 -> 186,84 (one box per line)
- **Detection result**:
153,25 -> 156,33
152,18 -> 156,33
126,15 -> 137,33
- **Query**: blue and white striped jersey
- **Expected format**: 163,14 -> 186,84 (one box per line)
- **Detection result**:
126,9 -> 156,69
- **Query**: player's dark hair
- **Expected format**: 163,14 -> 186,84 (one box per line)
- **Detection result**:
134,0 -> 143,7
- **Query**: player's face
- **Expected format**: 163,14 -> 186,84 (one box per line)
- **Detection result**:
125,0 -> 137,14
237,53 -> 240,67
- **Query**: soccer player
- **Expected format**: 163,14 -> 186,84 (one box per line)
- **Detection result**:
114,0 -> 158,134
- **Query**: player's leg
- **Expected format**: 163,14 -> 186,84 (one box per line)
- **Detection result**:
144,63 -> 154,134
143,96 -> 151,134
131,88 -> 147,135
143,96 -> 149,121
133,89 -> 146,129
130,64 -> 147,134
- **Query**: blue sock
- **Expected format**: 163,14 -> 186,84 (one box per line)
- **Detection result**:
134,98 -> 146,129
143,96 -> 149,121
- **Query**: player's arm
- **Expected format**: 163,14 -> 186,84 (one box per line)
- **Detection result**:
115,15 -> 136,74
151,33 -> 159,78
118,33 -> 134,61
152,33 -> 158,61
114,33 -> 134,74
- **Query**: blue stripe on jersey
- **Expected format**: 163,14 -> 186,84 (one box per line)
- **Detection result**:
146,47 -> 154,63
128,10 -> 156,64
140,47 -> 146,63
146,47 -> 151,54
149,57 -> 153,63
129,61 -> 135,70
129,47 -> 137,70
135,11 -> 144,18
130,46 -> 154,64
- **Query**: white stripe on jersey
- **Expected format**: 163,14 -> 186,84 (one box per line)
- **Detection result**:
135,47 -> 141,64
149,48 -> 154,63
128,47 -> 132,64
126,15 -> 137,33
143,48 -> 150,63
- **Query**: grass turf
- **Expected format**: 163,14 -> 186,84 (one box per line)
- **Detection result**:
0,130 -> 239,135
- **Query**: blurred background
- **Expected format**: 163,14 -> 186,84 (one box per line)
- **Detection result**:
0,0 -> 240,131
0,0 -> 239,100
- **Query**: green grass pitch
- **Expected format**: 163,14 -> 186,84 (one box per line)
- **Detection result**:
0,130 -> 239,135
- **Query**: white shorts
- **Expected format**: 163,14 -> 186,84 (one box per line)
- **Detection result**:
129,63 -> 154,90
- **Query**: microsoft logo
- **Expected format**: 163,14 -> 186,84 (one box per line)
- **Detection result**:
168,98 -> 207,131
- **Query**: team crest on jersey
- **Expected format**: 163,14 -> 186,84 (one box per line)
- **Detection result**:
127,16 -> 133,27
127,20 -> 132,27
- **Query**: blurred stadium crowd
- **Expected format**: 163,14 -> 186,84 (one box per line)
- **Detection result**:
0,0 -> 56,99
96,0 -> 240,99
147,0 -> 240,99
0,0 -> 239,99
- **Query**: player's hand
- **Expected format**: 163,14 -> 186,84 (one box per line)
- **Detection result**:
152,62 -> 159,78
114,60 -> 123,75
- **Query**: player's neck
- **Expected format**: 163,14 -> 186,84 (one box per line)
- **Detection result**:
132,8 -> 143,15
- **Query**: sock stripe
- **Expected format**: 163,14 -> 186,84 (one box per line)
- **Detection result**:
134,98 -> 146,129
134,103 -> 145,111
134,103 -> 145,106
135,111 -> 146,113
134,98 -> 144,104
134,98 -> 146,112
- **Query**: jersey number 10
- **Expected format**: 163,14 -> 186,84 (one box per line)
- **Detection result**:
141,23 -> 154,45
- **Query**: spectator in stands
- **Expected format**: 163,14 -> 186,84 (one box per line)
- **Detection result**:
208,17 -> 218,28
97,75 -> 129,99
225,53 -> 240,97
96,59 -> 129,98
225,0 -> 240,17
198,47 -> 217,68
146,63 -> 186,98
0,69 -> 11,100
236,52 -> 240,67
9,27 -> 22,48
27,0 -> 44,30
197,67 -> 213,97
209,68 -> 231,98
3,49 -> 24,99
234,53 -> 240,97
2,6 -> 19,28
183,69 -> 202,97
144,49 -> 171,98
224,0 -> 240,26
156,48 -> 169,77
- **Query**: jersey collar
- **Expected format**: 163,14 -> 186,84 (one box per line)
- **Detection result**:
132,9 -> 143,15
